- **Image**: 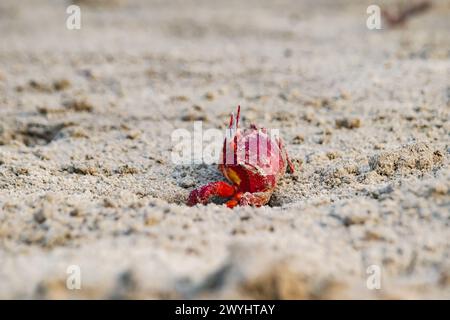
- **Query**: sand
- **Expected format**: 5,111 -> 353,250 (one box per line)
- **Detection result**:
0,0 -> 449,299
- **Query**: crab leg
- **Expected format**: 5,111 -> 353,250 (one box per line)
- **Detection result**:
225,191 -> 272,208
278,137 -> 295,173
187,181 -> 236,206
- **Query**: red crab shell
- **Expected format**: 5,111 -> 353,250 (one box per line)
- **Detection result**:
219,127 -> 289,194
188,106 -> 294,208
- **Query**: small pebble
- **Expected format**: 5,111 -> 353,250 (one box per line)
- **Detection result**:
34,209 -> 47,224
204,92 -> 215,100
335,118 -> 361,129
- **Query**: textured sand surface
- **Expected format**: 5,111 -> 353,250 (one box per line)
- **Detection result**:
0,0 -> 449,299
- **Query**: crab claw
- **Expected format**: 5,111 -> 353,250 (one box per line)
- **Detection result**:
188,181 -> 235,206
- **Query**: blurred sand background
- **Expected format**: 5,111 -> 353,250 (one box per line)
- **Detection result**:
0,0 -> 449,299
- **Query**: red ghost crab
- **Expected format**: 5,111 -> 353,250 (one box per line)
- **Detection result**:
188,106 -> 295,208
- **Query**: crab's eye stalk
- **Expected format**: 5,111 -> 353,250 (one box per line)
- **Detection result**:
222,106 -> 241,166
223,130 -> 237,165
224,105 -> 241,152
228,105 -> 241,133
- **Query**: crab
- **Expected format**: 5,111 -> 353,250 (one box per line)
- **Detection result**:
188,105 -> 295,208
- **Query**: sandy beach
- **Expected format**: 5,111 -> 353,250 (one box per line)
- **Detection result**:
0,0 -> 449,299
